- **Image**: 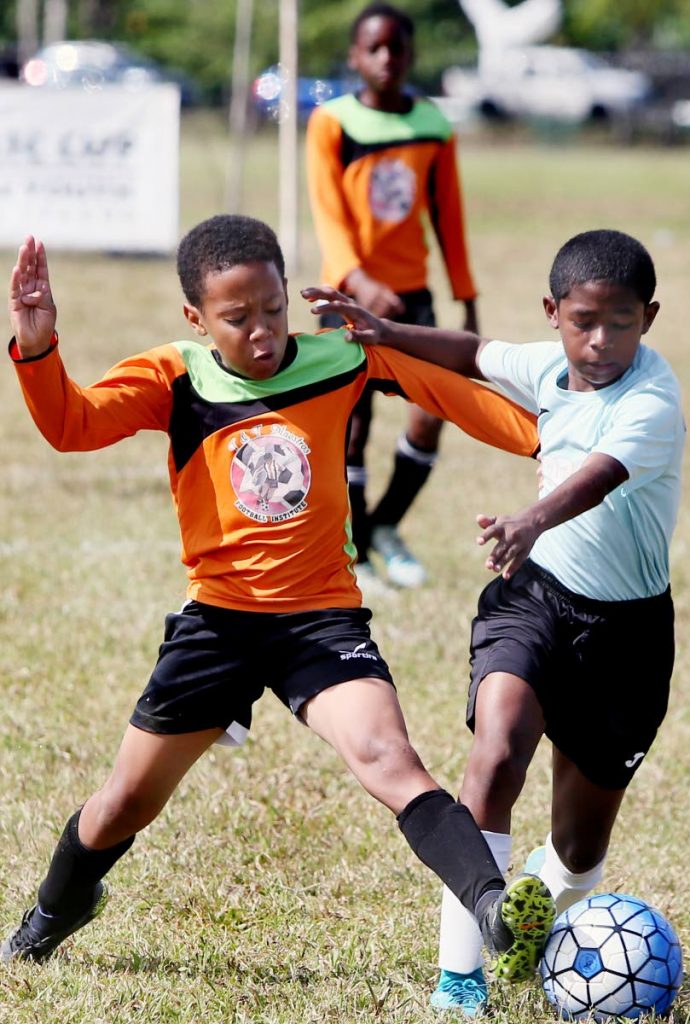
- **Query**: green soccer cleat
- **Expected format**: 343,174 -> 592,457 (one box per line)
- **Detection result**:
481,874 -> 556,983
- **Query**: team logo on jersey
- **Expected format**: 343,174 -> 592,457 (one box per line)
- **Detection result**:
229,426 -> 311,523
369,158 -> 416,223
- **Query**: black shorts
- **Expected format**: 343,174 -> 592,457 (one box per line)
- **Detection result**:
467,560 -> 674,789
319,288 -> 436,330
131,601 -> 394,745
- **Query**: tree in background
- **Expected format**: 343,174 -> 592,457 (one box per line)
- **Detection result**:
5,0 -> 690,100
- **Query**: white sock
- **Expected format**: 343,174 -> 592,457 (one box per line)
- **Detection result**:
438,830 -> 512,974
539,832 -> 605,916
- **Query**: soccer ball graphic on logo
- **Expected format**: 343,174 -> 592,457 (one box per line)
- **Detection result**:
540,893 -> 683,1020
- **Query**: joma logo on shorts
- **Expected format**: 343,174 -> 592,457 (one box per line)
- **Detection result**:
339,642 -> 378,661
625,751 -> 645,768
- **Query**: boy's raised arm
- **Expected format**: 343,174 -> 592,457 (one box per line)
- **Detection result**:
478,453 -> 629,580
9,236 -> 57,359
302,285 -> 489,379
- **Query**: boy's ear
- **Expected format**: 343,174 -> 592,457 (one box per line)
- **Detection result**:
183,303 -> 208,336
347,46 -> 359,72
642,300 -> 660,334
543,295 -> 559,328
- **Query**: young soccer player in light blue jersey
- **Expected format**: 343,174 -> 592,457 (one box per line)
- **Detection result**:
304,227 -> 685,1016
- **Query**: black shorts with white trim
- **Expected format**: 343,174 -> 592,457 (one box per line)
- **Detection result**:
131,601 -> 394,746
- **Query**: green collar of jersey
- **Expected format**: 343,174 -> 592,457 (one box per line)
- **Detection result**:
321,93 -> 452,144
172,329 -> 364,403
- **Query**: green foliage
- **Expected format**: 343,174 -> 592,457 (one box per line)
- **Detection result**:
295,0 -> 474,90
5,0 -> 690,102
562,0 -> 690,50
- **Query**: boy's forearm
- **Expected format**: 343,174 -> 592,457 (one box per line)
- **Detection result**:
530,454 -> 628,535
378,320 -> 486,378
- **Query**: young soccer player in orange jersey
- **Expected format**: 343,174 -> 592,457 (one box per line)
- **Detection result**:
3,216 -> 555,979
306,3 -> 479,590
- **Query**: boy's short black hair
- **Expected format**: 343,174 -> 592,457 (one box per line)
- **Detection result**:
177,214 -> 286,308
350,3 -> 415,43
549,229 -> 656,305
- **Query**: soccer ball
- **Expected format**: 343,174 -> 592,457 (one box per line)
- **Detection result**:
540,893 -> 683,1020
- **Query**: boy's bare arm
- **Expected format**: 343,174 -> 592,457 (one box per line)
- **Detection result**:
9,236 -> 57,358
478,453 -> 629,579
302,285 -> 489,379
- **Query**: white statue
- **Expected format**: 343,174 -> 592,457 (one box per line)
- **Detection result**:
458,0 -> 562,71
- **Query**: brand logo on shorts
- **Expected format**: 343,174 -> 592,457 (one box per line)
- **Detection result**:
625,751 -> 645,768
339,642 -> 379,662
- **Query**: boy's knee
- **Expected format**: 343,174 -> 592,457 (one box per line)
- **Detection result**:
92,782 -> 162,837
466,743 -> 529,802
349,732 -> 422,776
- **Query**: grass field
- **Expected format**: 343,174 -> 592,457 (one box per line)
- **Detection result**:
0,112 -> 688,1023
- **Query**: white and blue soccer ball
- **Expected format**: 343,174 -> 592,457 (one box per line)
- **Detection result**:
540,893 -> 683,1021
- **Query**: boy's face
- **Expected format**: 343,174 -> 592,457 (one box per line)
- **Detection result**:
348,16 -> 413,96
543,280 -> 659,392
183,261 -> 289,380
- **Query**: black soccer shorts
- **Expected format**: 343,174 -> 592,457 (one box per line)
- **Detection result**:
467,560 -> 674,790
130,601 -> 394,745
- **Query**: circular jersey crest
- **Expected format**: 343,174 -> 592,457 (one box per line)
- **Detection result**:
231,431 -> 311,522
369,158 -> 416,223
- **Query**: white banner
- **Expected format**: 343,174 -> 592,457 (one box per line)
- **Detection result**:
0,83 -> 180,253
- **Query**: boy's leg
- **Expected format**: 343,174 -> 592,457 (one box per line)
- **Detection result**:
300,675 -> 554,970
368,291 -> 439,589
434,671 -> 550,997
369,410 -> 442,588
301,677 -> 503,910
528,749 -> 624,915
2,724 -> 222,962
460,672 -> 546,832
346,388 -> 376,570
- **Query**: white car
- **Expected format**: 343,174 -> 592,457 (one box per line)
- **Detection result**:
443,45 -> 652,123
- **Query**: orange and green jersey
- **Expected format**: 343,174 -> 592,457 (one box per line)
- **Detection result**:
306,94 -> 477,299
11,329 -> 536,612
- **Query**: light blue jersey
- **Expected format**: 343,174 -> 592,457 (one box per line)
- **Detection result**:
479,340 -> 685,600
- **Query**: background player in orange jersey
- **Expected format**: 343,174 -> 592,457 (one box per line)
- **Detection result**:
3,215 -> 554,980
307,3 -> 479,590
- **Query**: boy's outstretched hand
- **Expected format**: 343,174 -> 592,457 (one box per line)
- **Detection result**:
9,235 -> 57,358
476,510 -> 540,580
301,285 -> 390,346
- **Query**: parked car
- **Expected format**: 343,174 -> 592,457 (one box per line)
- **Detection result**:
21,40 -> 199,106
252,66 -> 356,121
442,45 -> 652,123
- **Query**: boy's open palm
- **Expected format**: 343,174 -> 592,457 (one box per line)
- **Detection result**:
301,285 -> 388,346
9,236 -> 57,358
476,510 -> 540,579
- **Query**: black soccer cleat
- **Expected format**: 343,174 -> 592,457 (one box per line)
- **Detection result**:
1,882 -> 108,963
479,873 -> 556,982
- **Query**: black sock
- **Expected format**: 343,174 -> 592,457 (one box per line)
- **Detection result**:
370,443 -> 435,528
397,790 -> 504,916
347,476 -> 370,562
37,809 -> 135,917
